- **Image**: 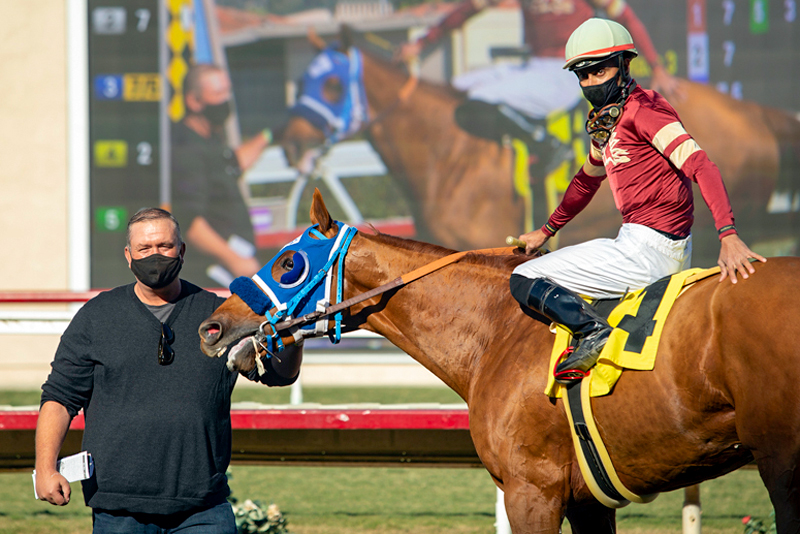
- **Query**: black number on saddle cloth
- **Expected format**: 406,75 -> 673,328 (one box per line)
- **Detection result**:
614,277 -> 671,354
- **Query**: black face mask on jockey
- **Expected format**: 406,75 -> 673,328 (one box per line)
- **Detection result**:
578,57 -> 637,148
582,75 -> 625,110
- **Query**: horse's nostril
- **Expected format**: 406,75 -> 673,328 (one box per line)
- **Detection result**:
201,321 -> 222,343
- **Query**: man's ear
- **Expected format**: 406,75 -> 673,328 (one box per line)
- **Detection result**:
180,243 -> 186,263
185,91 -> 203,114
124,247 -> 132,269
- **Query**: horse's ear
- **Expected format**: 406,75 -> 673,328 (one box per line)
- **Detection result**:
310,188 -> 336,237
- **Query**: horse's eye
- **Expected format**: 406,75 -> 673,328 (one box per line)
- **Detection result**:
276,251 -> 308,287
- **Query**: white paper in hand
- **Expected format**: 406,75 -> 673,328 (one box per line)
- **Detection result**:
33,451 -> 94,499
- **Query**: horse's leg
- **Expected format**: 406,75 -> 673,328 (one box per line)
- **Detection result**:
565,500 -> 616,534
503,477 -> 566,534
756,457 -> 800,534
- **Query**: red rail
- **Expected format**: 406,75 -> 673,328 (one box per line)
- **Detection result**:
0,408 -> 469,431
0,291 -> 103,304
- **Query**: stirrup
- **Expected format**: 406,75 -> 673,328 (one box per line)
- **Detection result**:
553,347 -> 590,383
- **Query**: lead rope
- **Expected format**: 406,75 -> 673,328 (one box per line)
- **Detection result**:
264,244 -> 521,338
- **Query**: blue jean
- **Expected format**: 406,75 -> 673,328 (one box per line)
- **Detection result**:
92,502 -> 236,534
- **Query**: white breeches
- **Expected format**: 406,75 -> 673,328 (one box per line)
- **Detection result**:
452,57 -> 583,119
512,224 -> 693,299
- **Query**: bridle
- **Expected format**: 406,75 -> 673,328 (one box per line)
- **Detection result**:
251,233 -> 521,361
289,45 -> 419,178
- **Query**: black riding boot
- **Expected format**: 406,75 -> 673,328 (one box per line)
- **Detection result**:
514,276 -> 612,382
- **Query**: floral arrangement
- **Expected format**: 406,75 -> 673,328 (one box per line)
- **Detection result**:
226,469 -> 291,534
743,511 -> 776,534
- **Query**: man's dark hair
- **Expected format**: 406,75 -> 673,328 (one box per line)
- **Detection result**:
183,63 -> 225,102
126,208 -> 182,248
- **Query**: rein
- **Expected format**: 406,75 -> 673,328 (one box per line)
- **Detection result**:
256,245 -> 519,347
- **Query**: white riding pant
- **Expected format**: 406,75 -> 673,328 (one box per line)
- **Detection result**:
512,224 -> 693,299
452,57 -> 583,119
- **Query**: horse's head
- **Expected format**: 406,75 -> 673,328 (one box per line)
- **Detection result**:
199,189 -> 356,371
281,32 -> 368,170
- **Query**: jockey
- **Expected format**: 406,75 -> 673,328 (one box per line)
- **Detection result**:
401,0 -> 681,146
508,18 -> 766,383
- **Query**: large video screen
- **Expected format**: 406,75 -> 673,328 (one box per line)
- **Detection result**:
88,0 -> 800,289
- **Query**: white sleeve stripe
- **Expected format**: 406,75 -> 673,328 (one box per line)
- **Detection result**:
583,159 -> 606,177
652,122 -> 689,154
669,139 -> 702,170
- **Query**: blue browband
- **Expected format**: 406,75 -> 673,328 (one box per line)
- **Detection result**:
229,223 -> 358,356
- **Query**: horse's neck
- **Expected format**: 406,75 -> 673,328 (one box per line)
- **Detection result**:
360,54 -> 509,225
361,54 -> 462,161
344,234 -> 538,401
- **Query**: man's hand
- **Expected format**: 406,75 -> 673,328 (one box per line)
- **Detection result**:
397,41 -> 422,62
35,470 -> 71,505
225,255 -> 261,278
718,234 -> 767,284
650,65 -> 687,103
518,229 -> 550,255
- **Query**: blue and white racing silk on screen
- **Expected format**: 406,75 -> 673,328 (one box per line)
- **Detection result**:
291,46 -> 369,142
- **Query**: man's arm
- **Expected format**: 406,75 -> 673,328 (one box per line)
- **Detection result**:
34,401 -> 73,505
186,216 -> 260,278
234,129 -> 271,172
401,0 -> 494,58
243,344 -> 304,386
645,112 -> 767,282
518,154 -> 605,254
544,152 -> 606,232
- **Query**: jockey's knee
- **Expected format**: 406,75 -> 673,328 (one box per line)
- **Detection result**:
510,273 -> 537,306
454,100 -> 500,140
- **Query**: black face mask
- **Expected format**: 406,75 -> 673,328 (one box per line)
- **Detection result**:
581,74 -> 625,110
202,100 -> 232,127
130,254 -> 183,289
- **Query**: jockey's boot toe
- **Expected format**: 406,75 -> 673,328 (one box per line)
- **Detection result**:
555,325 -> 612,383
509,276 -> 614,384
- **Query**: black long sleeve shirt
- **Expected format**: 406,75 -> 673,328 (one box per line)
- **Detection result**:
41,281 -> 280,515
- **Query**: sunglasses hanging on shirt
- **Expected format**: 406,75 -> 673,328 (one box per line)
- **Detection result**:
158,323 -> 174,365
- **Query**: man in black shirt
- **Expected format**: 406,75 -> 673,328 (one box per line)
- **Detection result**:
35,208 -> 301,533
171,64 -> 272,287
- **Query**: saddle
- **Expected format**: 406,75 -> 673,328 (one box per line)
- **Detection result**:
552,266 -> 721,508
546,266 -> 721,399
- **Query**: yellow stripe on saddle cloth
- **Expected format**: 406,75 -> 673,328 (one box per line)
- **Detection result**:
545,266 -> 721,399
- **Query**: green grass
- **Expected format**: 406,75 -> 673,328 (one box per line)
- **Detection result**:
0,388 -> 774,533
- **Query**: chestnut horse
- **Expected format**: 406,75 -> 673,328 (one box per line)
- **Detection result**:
200,190 -> 800,534
280,41 -> 800,255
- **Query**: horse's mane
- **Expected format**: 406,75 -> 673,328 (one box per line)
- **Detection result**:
358,48 -> 465,102
370,231 -> 532,272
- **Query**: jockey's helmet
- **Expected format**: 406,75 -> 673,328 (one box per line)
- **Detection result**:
563,18 -> 638,71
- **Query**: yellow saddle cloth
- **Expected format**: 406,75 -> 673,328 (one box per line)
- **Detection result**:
545,266 -> 720,399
